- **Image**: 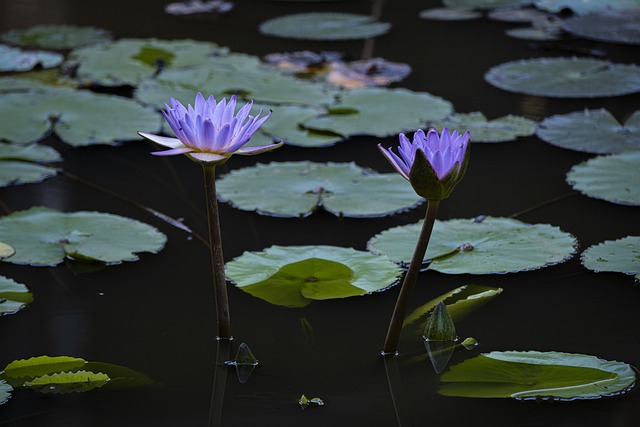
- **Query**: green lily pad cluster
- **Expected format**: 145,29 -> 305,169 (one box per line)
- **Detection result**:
1,355 -> 154,397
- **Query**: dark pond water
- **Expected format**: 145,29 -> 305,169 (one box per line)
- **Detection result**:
1,0 -> 640,426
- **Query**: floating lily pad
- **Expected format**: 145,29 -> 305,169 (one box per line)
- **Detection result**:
533,0 -> 640,15
484,58 -> 640,98
566,151 -> 640,205
444,0 -> 530,8
24,370 -> 110,394
427,112 -> 536,143
0,44 -> 63,72
487,7 -> 552,22
1,25 -> 111,49
367,216 -> 577,274
563,11 -> 640,45
304,87 -> 453,138
259,13 -> 391,41
440,351 -> 636,399
504,22 -> 563,41
0,380 -> 11,405
404,284 -> 503,335
225,245 -> 402,307
0,275 -> 33,315
0,78 -> 160,145
537,109 -> 640,154
3,356 -> 87,382
0,206 -> 167,267
418,8 -> 483,21
581,236 -> 640,278
216,161 -> 423,218
69,38 -> 227,87
0,142 -> 61,187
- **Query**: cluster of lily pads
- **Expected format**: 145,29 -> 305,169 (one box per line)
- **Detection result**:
0,0 -> 639,405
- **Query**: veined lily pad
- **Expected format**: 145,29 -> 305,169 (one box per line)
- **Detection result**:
69,38 -> 227,87
0,79 -> 160,145
3,356 -> 87,381
225,245 -> 402,308
440,351 -> 636,399
0,44 -> 63,72
0,380 -> 11,405
304,87 -> 453,138
427,112 -> 536,143
581,236 -> 640,278
566,151 -> 640,205
367,216 -> 577,274
403,284 -> 503,334
259,13 -> 391,41
1,25 -> 111,49
444,0 -> 530,8
537,109 -> 640,154
216,161 -> 423,218
0,142 -> 61,187
563,11 -> 640,45
533,0 -> 640,15
0,275 -> 33,316
484,58 -> 640,98
0,206 -> 167,267
24,371 -> 110,394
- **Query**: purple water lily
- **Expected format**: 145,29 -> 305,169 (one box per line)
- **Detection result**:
378,128 -> 470,201
139,93 -> 282,164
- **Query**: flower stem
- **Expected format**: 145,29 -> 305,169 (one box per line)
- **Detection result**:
202,163 -> 232,340
382,199 -> 440,355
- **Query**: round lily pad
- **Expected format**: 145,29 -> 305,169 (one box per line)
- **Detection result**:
427,112 -> 537,143
0,44 -> 63,72
0,275 -> 33,315
581,236 -> 640,277
367,216 -> 577,274
0,380 -> 11,405
0,206 -> 167,267
566,151 -> 640,206
563,11 -> 640,46
440,351 -> 636,399
537,109 -> 640,154
303,87 -> 453,138
0,79 -> 160,145
225,245 -> 402,307
69,38 -> 227,87
418,8 -> 483,21
259,13 -> 391,41
1,25 -> 111,49
444,0 -> 529,8
484,58 -> 640,98
504,23 -> 563,41
533,0 -> 640,15
216,161 -> 423,218
0,142 -> 61,187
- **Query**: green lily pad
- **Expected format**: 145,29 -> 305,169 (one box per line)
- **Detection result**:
533,0 -> 640,15
216,161 -> 423,218
3,356 -> 87,381
418,8 -> 483,21
259,13 -> 391,41
0,275 -> 33,316
563,10 -> 640,45
0,380 -> 11,405
69,38 -> 227,87
367,216 -> 577,274
440,351 -> 636,399
504,23 -> 563,41
484,57 -> 640,98
537,109 -> 640,154
0,160 -> 58,187
304,87 -> 453,138
403,284 -> 503,334
225,245 -> 402,308
0,143 -> 62,162
0,44 -> 63,72
0,78 -> 160,145
581,236 -> 640,278
444,0 -> 530,8
0,206 -> 167,267
24,370 -> 110,394
566,151 -> 640,205
427,112 -> 537,143
1,25 -> 111,49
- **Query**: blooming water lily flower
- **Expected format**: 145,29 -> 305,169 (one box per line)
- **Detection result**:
139,93 -> 282,164
378,128 -> 470,201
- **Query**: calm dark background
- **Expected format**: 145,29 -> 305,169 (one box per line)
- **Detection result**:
1,0 -> 639,426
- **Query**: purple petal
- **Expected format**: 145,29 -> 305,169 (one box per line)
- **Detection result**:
235,141 -> 284,155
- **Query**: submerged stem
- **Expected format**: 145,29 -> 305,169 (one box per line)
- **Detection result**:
202,163 -> 232,339
382,199 -> 440,355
